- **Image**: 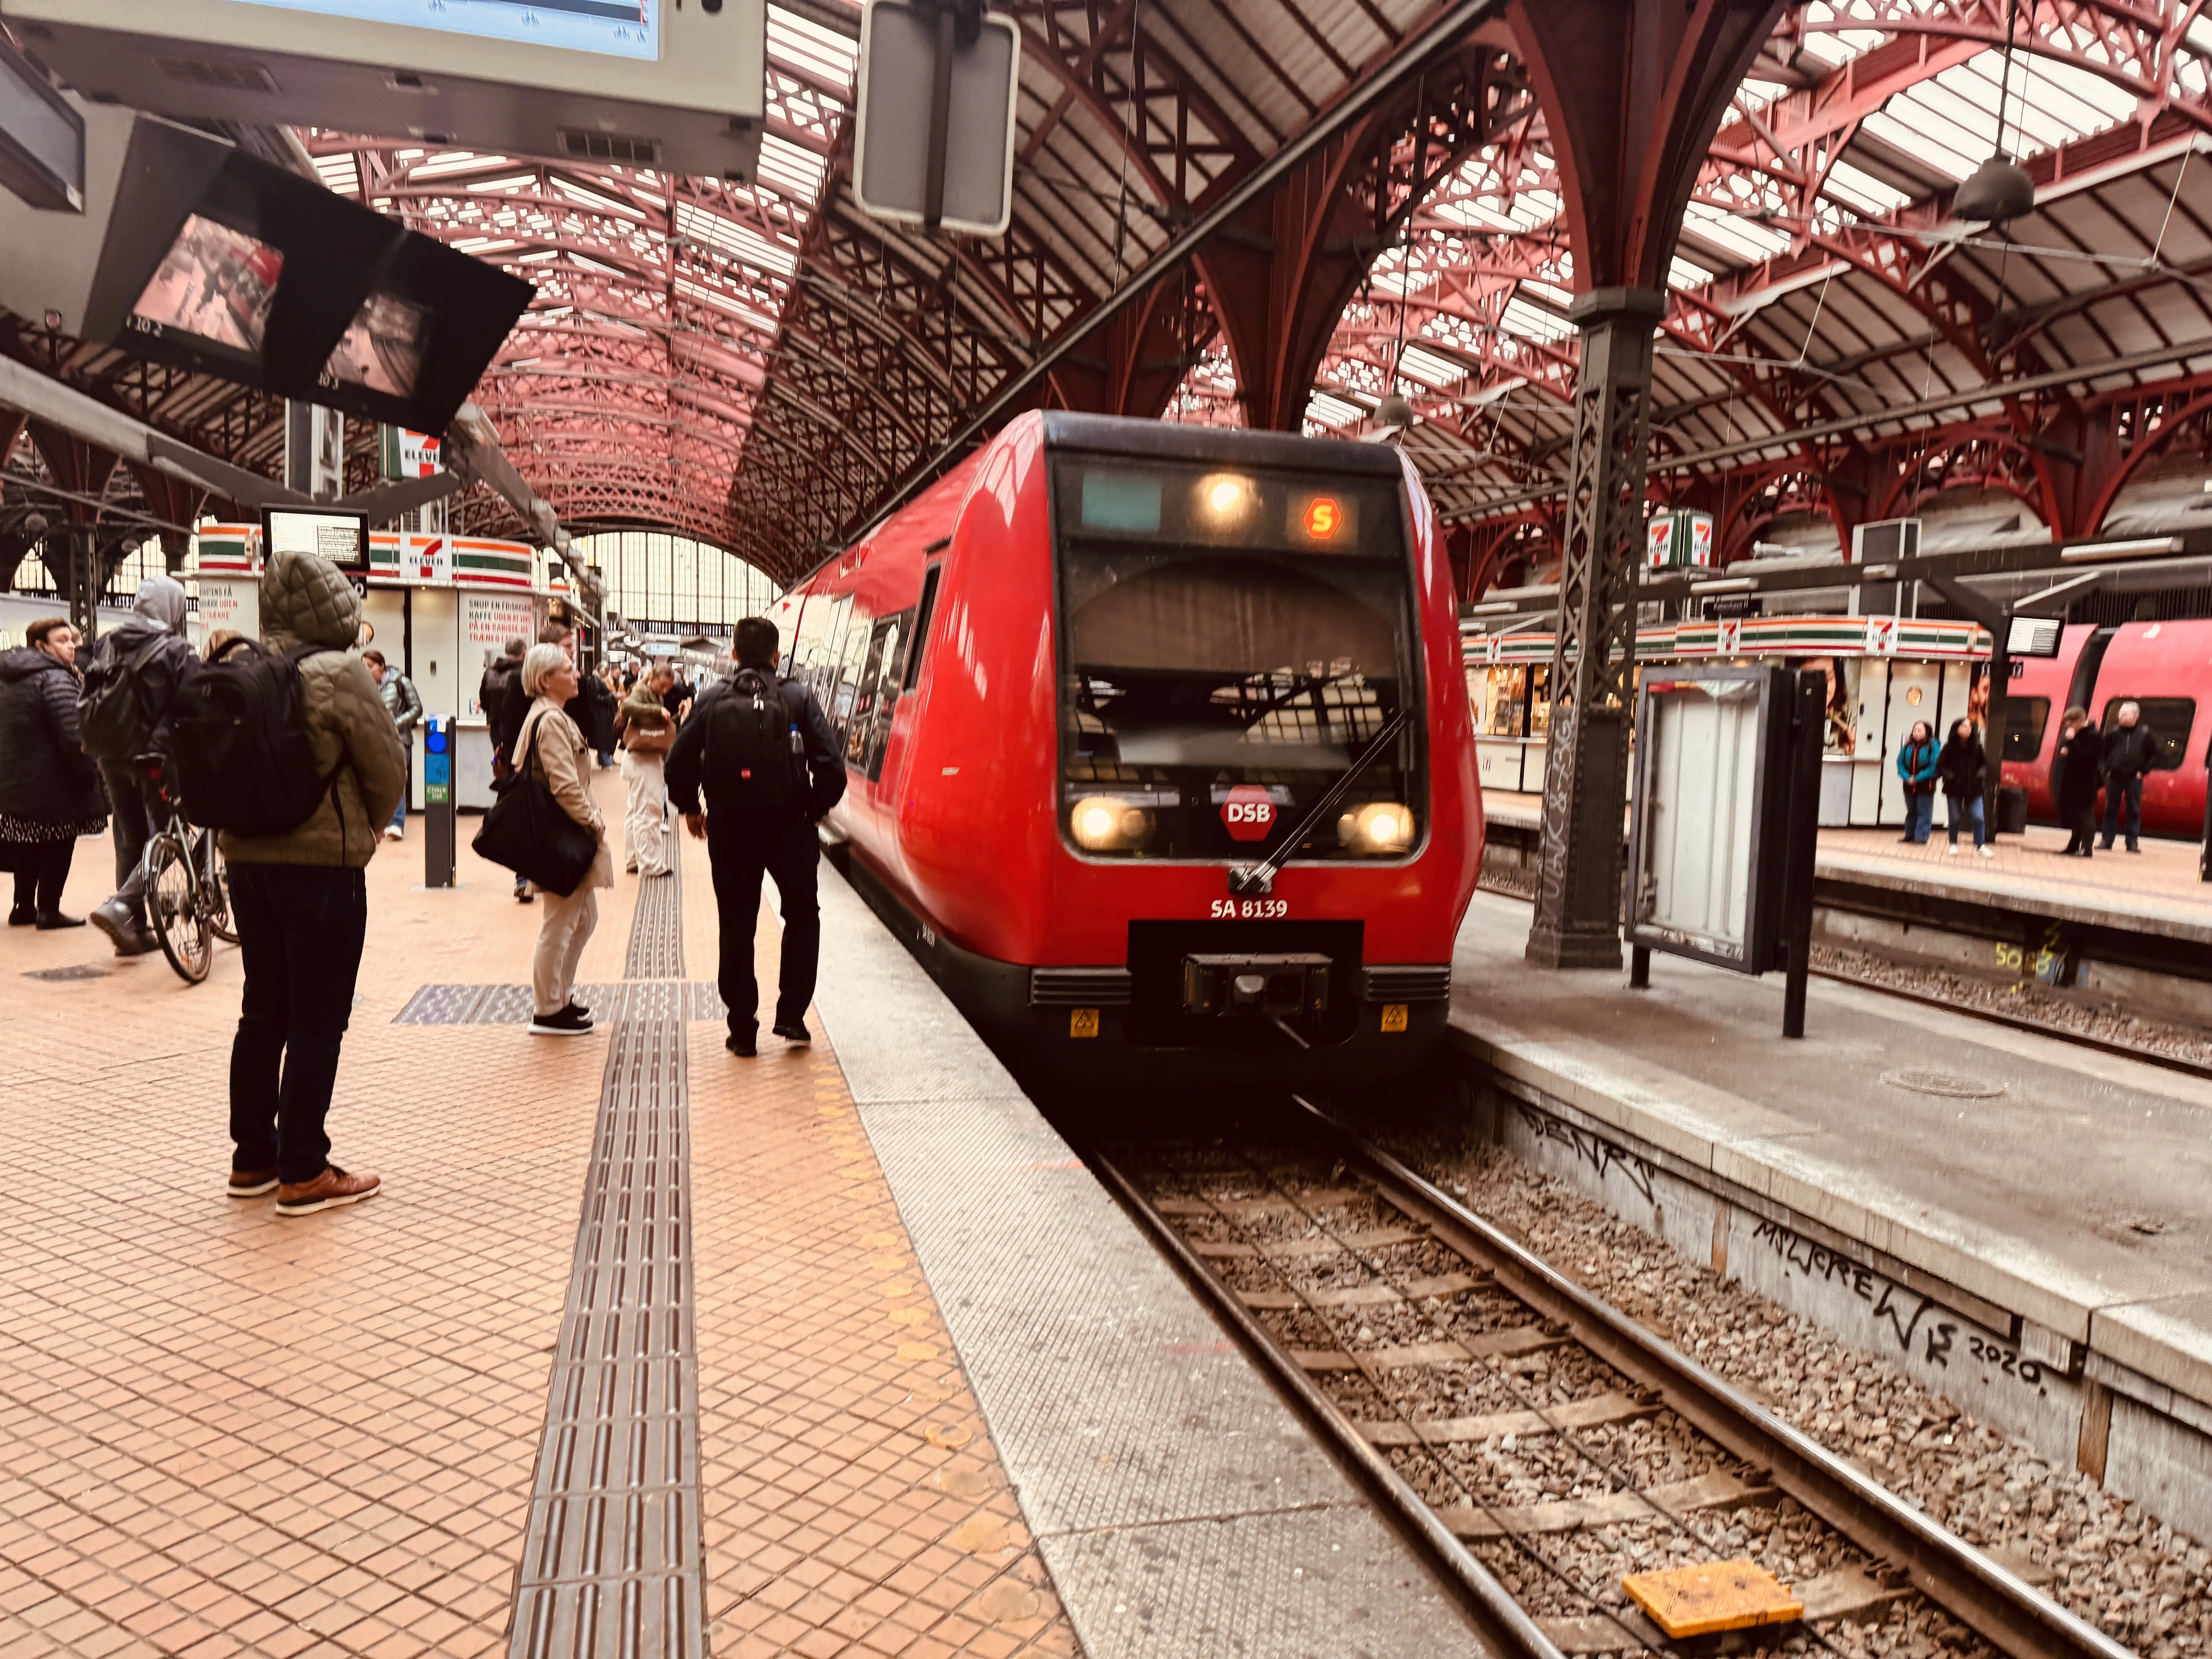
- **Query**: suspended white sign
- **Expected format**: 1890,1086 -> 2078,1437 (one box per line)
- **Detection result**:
853,0 -> 1019,237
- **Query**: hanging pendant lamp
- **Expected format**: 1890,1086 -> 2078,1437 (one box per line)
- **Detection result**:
1955,0 -> 2035,225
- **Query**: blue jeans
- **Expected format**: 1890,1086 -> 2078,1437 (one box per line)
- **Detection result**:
388,750 -> 410,835
1946,793 -> 1987,848
1906,790 -> 1934,843
228,863 -> 368,1183
2100,776 -> 2143,850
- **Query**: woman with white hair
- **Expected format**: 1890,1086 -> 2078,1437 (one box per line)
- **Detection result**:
517,642 -> 612,1035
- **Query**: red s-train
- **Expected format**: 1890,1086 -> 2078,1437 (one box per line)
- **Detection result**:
2001,620 -> 2212,839
768,412 -> 1482,1091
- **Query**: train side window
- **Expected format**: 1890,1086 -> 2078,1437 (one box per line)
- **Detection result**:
857,611 -> 910,780
2100,696 -> 2196,770
902,565 -> 943,692
831,607 -> 875,740
2002,697 -> 2049,761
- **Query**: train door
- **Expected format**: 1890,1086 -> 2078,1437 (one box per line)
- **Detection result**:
1877,661 -> 1940,825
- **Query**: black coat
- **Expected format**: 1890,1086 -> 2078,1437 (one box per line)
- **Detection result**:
665,675 -> 845,824
0,647 -> 104,824
480,657 -> 524,755
2103,721 -> 2158,781
2055,723 -> 2104,808
1935,729 -> 1988,800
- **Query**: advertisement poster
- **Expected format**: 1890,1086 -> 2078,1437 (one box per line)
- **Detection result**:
196,577 -> 259,646
462,591 -> 537,713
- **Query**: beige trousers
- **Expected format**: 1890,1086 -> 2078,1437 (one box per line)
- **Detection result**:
621,749 -> 669,876
532,883 -> 598,1018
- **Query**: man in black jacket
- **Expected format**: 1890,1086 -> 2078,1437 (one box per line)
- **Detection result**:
665,617 -> 843,1057
479,637 -> 526,770
83,576 -> 196,954
2099,701 -> 2157,854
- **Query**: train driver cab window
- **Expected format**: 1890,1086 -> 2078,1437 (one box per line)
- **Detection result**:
2003,697 -> 2050,762
902,565 -> 942,693
1051,455 -> 1422,862
2100,697 -> 2196,770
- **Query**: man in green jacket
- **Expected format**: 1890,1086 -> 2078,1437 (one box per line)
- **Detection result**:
224,551 -> 407,1218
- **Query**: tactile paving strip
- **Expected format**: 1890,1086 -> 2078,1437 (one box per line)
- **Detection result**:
508,840 -> 704,1658
393,983 -> 726,1024
625,832 -> 685,981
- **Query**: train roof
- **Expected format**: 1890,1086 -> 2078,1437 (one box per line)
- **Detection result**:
1038,413 -> 1408,480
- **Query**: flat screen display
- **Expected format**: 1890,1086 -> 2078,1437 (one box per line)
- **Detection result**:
131,214 -> 284,355
264,507 -> 371,575
240,0 -> 658,60
324,290 -> 429,398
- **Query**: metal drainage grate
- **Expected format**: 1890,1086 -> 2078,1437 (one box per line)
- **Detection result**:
1881,1068 -> 2006,1100
625,834 -> 685,982
508,1008 -> 704,1656
24,963 -> 112,982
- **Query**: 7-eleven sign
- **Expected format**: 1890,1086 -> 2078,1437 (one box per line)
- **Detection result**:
379,426 -> 443,479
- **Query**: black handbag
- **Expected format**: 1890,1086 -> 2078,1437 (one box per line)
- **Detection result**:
471,712 -> 599,896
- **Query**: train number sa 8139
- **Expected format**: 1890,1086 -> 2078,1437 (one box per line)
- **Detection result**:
1210,898 -> 1289,919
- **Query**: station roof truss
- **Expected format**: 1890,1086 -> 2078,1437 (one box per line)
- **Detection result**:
20,2 -> 2212,595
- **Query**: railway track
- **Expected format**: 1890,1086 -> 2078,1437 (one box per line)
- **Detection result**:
1080,1098 -> 2135,1659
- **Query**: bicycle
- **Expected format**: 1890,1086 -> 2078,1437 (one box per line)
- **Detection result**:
139,760 -> 234,984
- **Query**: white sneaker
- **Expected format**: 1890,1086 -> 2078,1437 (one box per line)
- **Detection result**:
1946,843 -> 1959,856
383,825 -> 404,841
1978,845 -> 1995,858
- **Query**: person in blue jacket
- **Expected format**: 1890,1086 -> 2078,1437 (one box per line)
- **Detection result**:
1894,719 -> 1939,844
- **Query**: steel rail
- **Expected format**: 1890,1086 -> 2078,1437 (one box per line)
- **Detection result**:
1291,1097 -> 2139,1659
842,0 -> 1509,546
1076,1135 -> 1568,1659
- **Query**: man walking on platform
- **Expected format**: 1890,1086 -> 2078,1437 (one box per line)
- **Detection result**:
665,618 -> 842,1057
362,650 -> 422,840
2099,701 -> 2156,854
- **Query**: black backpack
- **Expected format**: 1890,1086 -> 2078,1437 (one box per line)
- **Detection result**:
163,638 -> 336,836
77,631 -> 175,766
703,669 -> 804,816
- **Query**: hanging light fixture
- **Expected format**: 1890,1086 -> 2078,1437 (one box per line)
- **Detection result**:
1375,390 -> 1417,429
1954,0 -> 2035,225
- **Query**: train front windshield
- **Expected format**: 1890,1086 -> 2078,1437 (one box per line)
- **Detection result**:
1052,454 -> 1425,862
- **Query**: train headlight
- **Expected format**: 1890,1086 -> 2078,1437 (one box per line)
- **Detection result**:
1072,795 -> 1154,851
1195,472 -> 1256,529
1338,801 -> 1414,854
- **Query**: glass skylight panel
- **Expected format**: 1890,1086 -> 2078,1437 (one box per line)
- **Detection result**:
1681,199 -> 1792,261
1668,254 -> 1714,290
1860,108 -> 1973,179
313,153 -> 359,196
1306,393 -> 1365,427
757,134 -> 826,202
1501,295 -> 1573,343
1822,159 -> 1910,216
1397,345 -> 1465,388
768,3 -> 861,83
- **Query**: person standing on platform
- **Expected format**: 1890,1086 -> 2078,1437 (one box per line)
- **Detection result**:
0,617 -> 103,929
81,576 -> 196,955
2055,707 -> 2104,858
1937,716 -> 1993,858
222,551 -> 405,1216
665,617 -> 842,1058
517,644 -> 613,1036
479,637 -> 526,773
362,649 -> 422,842
1894,718 -> 1938,845
2099,700 -> 2155,854
618,665 -> 677,879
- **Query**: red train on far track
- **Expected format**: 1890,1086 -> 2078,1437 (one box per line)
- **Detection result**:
768,412 -> 1482,1093
2002,620 -> 2212,840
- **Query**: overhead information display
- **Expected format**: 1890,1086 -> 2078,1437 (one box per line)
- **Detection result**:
240,0 -> 658,61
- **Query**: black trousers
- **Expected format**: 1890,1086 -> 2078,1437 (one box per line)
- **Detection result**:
707,818 -> 820,1036
2061,798 -> 2098,854
9,837 -> 75,916
228,863 -> 368,1183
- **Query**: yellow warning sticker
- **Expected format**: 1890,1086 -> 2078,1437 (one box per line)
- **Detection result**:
1070,1008 -> 1101,1038
1381,1003 -> 1409,1033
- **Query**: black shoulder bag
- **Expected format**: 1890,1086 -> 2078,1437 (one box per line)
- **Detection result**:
471,711 -> 599,896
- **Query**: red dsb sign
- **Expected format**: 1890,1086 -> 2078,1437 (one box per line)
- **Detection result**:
1221,785 -> 1276,842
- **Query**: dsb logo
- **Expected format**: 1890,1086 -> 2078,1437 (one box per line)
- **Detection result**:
1220,785 -> 1276,842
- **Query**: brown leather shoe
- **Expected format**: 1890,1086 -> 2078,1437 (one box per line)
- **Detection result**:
275,1165 -> 381,1217
228,1168 -> 278,1198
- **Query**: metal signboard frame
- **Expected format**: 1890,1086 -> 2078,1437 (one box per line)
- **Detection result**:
853,0 -> 1021,237
1626,663 -> 1791,975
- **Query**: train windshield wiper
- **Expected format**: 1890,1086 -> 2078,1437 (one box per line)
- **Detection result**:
1228,706 -> 1412,896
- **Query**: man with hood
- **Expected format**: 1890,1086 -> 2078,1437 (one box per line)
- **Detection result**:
223,550 -> 406,1219
82,575 -> 197,955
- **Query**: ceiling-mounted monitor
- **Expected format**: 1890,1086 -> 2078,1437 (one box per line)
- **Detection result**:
81,115 -> 534,433
3,0 -> 764,183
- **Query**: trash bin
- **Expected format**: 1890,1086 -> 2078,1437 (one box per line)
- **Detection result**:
1995,784 -> 2028,836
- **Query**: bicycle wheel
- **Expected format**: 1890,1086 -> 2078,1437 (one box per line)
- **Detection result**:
147,834 -> 213,984
202,836 -> 237,945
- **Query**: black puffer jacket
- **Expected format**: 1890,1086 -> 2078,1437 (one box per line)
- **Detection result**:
1936,728 -> 1989,800
0,647 -> 104,824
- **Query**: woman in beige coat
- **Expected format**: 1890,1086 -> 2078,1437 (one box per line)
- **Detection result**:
517,643 -> 613,1036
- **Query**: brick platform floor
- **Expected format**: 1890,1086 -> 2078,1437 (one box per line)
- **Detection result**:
0,775 -> 1075,1658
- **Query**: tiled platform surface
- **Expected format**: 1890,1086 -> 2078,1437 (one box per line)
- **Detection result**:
1447,888 -> 2212,1541
0,771 -> 1073,1659
1484,788 -> 2212,938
